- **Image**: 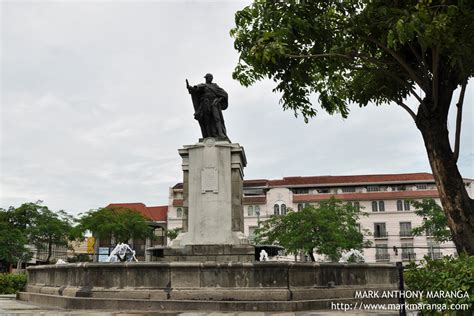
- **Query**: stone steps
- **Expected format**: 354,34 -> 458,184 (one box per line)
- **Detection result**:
18,292 -> 398,312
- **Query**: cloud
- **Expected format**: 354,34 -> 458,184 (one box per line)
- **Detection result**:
1,1 -> 472,216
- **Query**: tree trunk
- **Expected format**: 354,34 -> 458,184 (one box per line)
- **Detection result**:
46,241 -> 52,263
308,249 -> 316,262
416,104 -> 474,255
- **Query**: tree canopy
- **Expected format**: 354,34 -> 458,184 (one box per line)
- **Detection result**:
231,0 -> 473,121
231,0 -> 474,255
28,208 -> 75,263
166,228 -> 182,241
254,198 -> 368,262
77,207 -> 154,244
0,202 -> 74,264
0,220 -> 29,266
411,199 -> 452,243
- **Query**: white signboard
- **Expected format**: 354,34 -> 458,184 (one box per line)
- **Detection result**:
98,247 -> 110,262
201,167 -> 218,193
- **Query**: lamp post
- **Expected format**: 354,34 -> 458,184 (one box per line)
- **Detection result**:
424,216 -> 434,259
256,207 -> 260,227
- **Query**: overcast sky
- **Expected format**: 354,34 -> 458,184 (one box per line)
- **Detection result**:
1,0 -> 472,216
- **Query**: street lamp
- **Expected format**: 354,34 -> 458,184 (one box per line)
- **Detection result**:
256,207 -> 260,227
423,216 -> 434,259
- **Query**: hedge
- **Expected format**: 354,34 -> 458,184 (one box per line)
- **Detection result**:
405,254 -> 473,314
0,273 -> 27,294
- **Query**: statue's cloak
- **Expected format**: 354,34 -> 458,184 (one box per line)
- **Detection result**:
208,83 -> 228,110
190,83 -> 228,111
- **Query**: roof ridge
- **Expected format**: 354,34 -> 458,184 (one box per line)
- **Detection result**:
281,172 -> 433,179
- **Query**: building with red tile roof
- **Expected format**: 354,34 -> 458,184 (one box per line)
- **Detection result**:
106,203 -> 167,222
168,172 -> 473,263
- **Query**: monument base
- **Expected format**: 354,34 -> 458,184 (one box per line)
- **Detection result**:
157,244 -> 255,262
19,262 -> 400,312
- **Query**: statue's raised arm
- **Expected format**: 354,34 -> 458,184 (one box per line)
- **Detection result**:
186,73 -> 229,141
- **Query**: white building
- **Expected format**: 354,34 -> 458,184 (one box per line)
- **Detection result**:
168,172 -> 473,263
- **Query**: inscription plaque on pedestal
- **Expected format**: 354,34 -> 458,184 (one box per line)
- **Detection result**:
201,167 -> 218,193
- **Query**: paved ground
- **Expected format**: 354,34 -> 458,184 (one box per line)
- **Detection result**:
0,295 -> 401,316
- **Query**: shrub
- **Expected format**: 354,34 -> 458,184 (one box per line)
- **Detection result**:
0,273 -> 27,294
405,254 -> 473,314
67,254 -> 92,263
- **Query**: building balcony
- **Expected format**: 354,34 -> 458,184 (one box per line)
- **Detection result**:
401,253 -> 417,261
375,253 -> 390,261
399,231 -> 413,238
374,231 -> 388,239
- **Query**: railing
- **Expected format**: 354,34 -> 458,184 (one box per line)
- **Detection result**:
401,252 -> 417,261
375,253 -> 390,261
374,231 -> 388,239
399,230 -> 413,238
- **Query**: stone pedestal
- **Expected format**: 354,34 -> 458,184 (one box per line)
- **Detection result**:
170,138 -> 253,261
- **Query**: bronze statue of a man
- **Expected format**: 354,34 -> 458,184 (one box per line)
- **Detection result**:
186,73 -> 229,140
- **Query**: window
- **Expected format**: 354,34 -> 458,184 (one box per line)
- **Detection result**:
401,243 -> 415,260
317,188 -> 330,194
367,186 -> 380,192
342,187 -> 356,193
396,185 -> 406,191
281,204 -> 287,215
273,204 -> 280,215
378,201 -> 385,212
176,207 -> 183,218
248,205 -> 254,216
356,223 -> 361,232
255,205 -> 260,216
400,222 -> 412,237
416,184 -> 427,190
374,223 -> 387,238
397,200 -> 403,211
293,188 -> 309,194
427,241 -> 441,259
372,201 -> 378,212
354,201 -> 360,211
375,244 -> 389,261
404,200 -> 410,211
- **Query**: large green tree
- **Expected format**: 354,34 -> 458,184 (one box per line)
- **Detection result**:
255,198 -> 367,262
28,208 -> 75,263
0,202 -> 75,264
231,0 -> 474,255
77,207 -> 154,245
0,220 -> 29,268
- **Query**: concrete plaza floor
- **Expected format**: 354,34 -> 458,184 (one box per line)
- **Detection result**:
0,295 -> 400,316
